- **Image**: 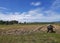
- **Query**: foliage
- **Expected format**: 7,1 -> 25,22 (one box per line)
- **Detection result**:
0,20 -> 18,25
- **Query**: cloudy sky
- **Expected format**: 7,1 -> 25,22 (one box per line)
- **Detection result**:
0,0 -> 60,22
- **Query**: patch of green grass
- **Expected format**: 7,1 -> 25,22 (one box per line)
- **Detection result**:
0,32 -> 60,43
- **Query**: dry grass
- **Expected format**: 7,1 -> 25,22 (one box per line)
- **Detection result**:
0,24 -> 60,43
0,24 -> 60,35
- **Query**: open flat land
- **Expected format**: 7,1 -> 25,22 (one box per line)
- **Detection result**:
0,24 -> 60,43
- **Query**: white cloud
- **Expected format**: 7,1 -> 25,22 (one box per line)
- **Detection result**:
0,7 -> 9,10
0,8 -> 60,22
0,0 -> 60,22
51,0 -> 60,11
31,2 -> 41,6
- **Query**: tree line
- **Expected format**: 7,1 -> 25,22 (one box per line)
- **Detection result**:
0,20 -> 18,25
0,20 -> 58,25
0,20 -> 29,25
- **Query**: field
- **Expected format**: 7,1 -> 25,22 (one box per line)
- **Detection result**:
0,24 -> 60,43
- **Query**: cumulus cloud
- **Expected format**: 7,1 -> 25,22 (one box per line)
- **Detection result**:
0,8 -> 60,22
0,0 -> 60,22
31,2 -> 41,6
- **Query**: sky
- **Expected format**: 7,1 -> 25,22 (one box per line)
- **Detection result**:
0,0 -> 60,22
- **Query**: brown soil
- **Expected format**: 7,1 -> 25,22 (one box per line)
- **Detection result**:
0,25 -> 60,35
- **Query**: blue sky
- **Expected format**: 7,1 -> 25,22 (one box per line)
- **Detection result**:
0,0 -> 54,12
0,0 -> 60,22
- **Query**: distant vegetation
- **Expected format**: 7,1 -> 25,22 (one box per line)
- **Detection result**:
0,20 -> 60,25
0,20 -> 18,25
